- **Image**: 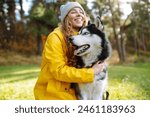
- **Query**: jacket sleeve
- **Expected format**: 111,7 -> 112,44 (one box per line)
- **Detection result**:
43,33 -> 94,83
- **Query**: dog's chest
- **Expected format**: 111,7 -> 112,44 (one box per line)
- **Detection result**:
78,69 -> 107,100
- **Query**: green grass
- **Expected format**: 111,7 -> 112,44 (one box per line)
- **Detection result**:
0,64 -> 40,100
108,62 -> 150,100
0,63 -> 150,100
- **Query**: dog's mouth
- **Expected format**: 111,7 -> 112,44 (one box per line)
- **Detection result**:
73,44 -> 90,56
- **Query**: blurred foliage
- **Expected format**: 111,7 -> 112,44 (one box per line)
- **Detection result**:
0,0 -> 150,62
92,0 -> 150,63
29,2 -> 59,35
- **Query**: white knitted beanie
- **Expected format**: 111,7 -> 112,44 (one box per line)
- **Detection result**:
59,2 -> 85,23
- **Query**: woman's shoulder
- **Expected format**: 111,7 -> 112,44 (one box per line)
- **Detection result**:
48,26 -> 63,38
46,26 -> 64,44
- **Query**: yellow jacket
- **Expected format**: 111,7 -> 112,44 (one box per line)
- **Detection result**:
34,27 -> 94,100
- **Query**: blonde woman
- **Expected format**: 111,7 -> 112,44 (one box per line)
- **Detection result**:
34,2 -> 105,100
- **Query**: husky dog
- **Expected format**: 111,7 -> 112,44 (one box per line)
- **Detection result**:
69,16 -> 112,100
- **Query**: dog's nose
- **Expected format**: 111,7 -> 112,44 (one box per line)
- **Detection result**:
69,37 -> 74,42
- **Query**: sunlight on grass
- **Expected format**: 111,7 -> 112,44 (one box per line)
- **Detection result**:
0,64 -> 40,100
108,63 -> 150,100
0,79 -> 37,99
109,78 -> 148,100
0,63 -> 150,100
0,69 -> 39,84
10,69 -> 40,75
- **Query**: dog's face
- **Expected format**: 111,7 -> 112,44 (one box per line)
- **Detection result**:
70,24 -> 104,56
69,16 -> 111,62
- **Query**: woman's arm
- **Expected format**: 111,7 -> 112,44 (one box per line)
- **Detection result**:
43,33 -> 94,83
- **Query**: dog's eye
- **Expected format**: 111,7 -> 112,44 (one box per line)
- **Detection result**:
82,32 -> 89,35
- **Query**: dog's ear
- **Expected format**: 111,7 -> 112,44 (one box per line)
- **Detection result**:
95,16 -> 104,31
87,20 -> 91,25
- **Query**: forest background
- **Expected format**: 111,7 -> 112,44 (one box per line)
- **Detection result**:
0,0 -> 150,100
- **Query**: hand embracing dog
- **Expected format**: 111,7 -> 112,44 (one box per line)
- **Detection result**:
70,16 -> 112,100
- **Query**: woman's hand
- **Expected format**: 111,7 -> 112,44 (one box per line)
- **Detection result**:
92,61 -> 105,75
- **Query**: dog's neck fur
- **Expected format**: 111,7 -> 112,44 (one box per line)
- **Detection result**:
82,49 -> 102,67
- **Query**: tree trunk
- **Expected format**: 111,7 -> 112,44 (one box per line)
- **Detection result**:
19,0 -> 24,20
134,30 -> 140,56
108,0 -> 123,63
117,1 -> 126,62
36,32 -> 42,55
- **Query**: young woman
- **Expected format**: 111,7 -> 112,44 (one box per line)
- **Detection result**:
34,2 -> 105,100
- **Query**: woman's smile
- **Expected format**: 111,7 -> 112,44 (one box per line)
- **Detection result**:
68,7 -> 85,30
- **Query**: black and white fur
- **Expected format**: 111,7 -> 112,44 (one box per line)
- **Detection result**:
69,16 -> 112,100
